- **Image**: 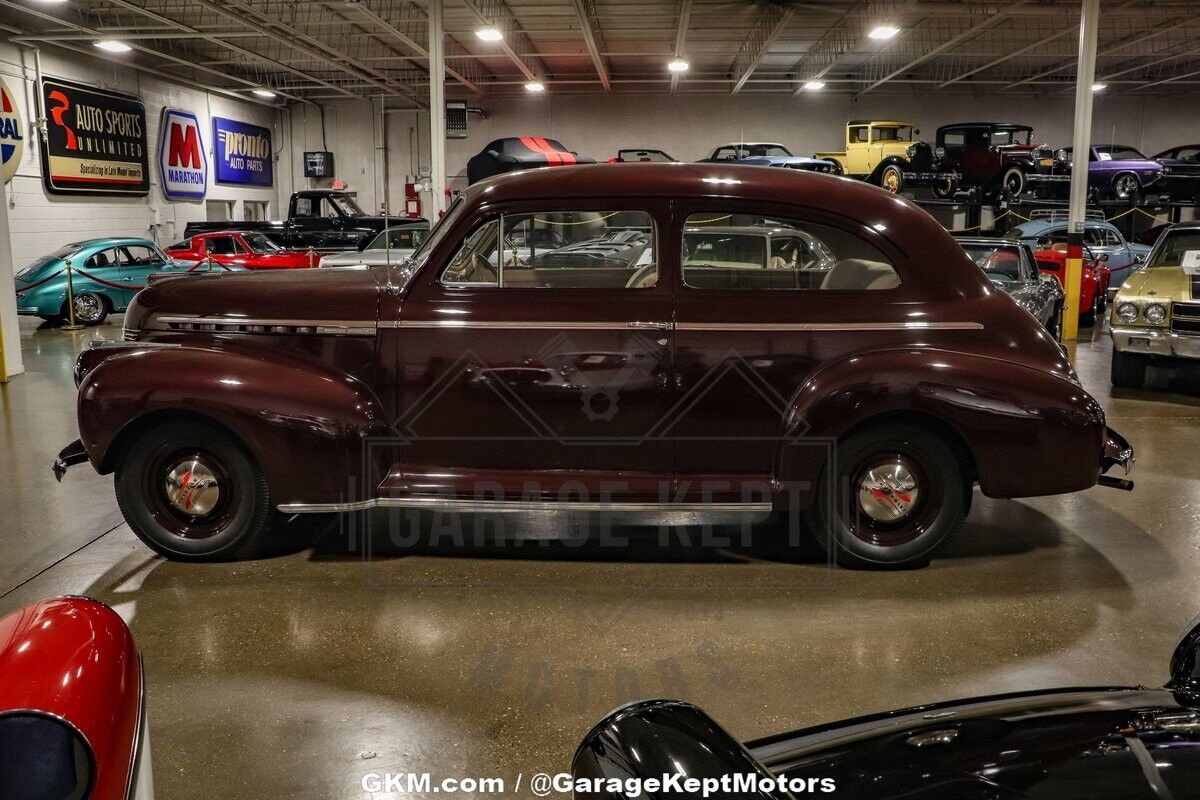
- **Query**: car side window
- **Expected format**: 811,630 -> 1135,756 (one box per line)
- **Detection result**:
1103,229 -> 1122,247
1083,228 -> 1103,247
682,212 -> 896,291
207,236 -> 238,256
84,248 -> 116,269
294,197 -> 315,217
850,126 -> 869,144
441,211 -> 657,290
119,246 -> 165,266
941,131 -> 965,148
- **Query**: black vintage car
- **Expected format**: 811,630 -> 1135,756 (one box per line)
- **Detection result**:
955,236 -> 1065,338
573,616 -> 1200,799
936,122 -> 1067,199
1151,144 -> 1200,202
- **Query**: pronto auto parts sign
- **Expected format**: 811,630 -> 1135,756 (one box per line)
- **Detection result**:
0,77 -> 24,184
158,108 -> 206,200
40,77 -> 148,196
212,116 -> 273,186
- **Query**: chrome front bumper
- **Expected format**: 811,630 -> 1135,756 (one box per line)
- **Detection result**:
1111,326 -> 1200,360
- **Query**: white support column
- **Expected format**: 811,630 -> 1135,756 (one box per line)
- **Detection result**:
428,0 -> 447,217
1063,0 -> 1100,341
0,189 -> 23,380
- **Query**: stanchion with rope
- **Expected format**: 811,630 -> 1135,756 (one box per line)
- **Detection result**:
60,257 -> 84,333
307,246 -> 316,269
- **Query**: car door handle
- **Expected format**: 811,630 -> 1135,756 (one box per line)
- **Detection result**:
627,321 -> 671,330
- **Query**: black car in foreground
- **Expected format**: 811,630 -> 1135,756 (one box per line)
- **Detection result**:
572,617 -> 1200,798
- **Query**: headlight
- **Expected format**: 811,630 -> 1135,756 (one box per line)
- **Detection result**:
1055,148 -> 1068,162
934,146 -> 946,159
906,144 -> 917,159
1144,302 -> 1168,325
1115,302 -> 1139,323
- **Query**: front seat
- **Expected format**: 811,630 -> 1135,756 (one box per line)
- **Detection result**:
820,258 -> 900,291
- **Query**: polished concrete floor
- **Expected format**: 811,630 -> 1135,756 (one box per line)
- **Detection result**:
2,313 -> 1200,799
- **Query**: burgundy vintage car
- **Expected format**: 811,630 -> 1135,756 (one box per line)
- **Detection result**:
55,164 -> 1133,568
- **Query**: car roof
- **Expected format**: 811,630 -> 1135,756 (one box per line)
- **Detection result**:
955,236 -> 1023,246
683,225 -> 807,236
716,142 -> 785,147
77,237 -> 155,248
848,119 -> 914,126
937,122 -> 1032,132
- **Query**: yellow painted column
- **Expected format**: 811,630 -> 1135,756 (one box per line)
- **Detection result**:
1062,238 -> 1084,341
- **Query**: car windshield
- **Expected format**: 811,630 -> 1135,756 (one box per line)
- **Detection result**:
367,228 -> 426,250
242,233 -> 281,253
872,126 -> 913,142
618,149 -> 674,162
1096,145 -> 1146,160
961,243 -> 1023,282
409,198 -> 465,268
1147,229 -> 1200,269
992,128 -> 1032,146
1003,223 -> 1046,240
743,144 -> 792,158
329,194 -> 367,217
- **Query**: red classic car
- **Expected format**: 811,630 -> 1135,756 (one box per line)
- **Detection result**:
1032,246 -> 1111,325
55,164 -> 1132,569
165,230 -> 318,270
0,597 -> 148,800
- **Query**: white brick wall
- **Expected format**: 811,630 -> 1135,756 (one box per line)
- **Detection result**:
0,43 -> 284,272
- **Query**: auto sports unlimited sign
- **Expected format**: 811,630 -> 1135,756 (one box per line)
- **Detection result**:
158,108 -> 206,200
0,77 -> 24,184
41,77 -> 148,196
212,116 -> 272,186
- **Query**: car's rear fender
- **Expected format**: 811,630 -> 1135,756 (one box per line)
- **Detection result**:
76,344 -> 390,506
776,347 -> 1106,505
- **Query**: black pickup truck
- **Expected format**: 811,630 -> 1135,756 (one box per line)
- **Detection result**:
184,190 -> 425,251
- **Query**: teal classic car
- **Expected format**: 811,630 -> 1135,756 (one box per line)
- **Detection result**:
14,238 -> 187,326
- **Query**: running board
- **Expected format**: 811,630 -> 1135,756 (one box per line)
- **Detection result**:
278,497 -> 774,515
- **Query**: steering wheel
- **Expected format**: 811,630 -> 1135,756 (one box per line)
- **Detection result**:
624,263 -> 657,289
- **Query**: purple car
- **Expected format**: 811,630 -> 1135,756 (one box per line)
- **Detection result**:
1046,145 -> 1163,204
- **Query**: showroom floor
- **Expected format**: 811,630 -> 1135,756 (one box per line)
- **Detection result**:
2,313 -> 1199,799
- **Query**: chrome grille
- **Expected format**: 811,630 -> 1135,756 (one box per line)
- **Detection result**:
1172,302 -> 1200,334
1192,276 -> 1200,300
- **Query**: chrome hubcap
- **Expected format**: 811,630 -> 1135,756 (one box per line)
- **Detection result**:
164,460 -> 221,516
883,171 -> 900,192
74,294 -> 100,322
858,462 -> 920,522
1116,176 -> 1136,197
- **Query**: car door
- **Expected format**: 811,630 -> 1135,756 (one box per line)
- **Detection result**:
1100,225 -> 1137,284
671,201 -> 904,504
77,247 -> 122,304
115,245 -> 168,305
385,200 -> 677,504
288,195 -> 338,247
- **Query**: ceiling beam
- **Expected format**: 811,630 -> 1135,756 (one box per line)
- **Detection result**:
462,0 -> 545,84
730,4 -> 794,94
669,0 -> 691,94
859,1 -> 1028,94
570,0 -> 610,92
345,2 -> 482,95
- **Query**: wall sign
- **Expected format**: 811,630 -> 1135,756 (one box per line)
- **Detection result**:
0,77 -> 24,184
212,116 -> 273,186
158,108 -> 206,200
41,77 -> 148,196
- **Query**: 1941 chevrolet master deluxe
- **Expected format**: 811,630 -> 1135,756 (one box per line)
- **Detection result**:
55,163 -> 1133,568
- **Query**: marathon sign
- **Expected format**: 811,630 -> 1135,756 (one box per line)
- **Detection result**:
157,108 -> 206,200
213,116 -> 273,187
40,77 -> 149,196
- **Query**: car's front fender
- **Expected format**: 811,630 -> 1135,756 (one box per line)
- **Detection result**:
76,343 -> 390,506
778,347 -> 1106,500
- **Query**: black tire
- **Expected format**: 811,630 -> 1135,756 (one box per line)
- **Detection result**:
804,423 -> 969,569
115,419 -> 278,561
931,177 -> 957,199
1112,172 -> 1142,205
1001,166 -> 1026,198
1048,301 -> 1064,341
879,164 -> 904,194
1080,289 -> 1101,327
68,292 -> 108,326
1111,348 -> 1147,389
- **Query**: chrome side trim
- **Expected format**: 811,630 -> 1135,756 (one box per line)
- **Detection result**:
88,340 -> 182,350
384,320 -> 983,332
279,497 -> 774,514
674,321 -> 985,332
156,315 -> 377,336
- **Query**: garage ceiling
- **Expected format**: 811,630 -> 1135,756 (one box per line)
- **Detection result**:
2,0 -> 1199,106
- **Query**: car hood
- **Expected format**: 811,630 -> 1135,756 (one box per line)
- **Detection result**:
751,687 -> 1194,800
1118,265 -> 1190,299
126,264 -> 383,331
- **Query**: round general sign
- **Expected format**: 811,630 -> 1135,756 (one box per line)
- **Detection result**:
0,77 -> 23,183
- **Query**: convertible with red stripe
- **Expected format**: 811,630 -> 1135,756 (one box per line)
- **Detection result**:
466,136 -> 595,184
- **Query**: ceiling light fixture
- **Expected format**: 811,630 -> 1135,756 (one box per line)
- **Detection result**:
93,40 -> 132,53
524,80 -> 545,93
475,26 -> 503,42
667,57 -> 689,73
252,88 -> 278,99
803,80 -> 825,91
1092,82 -> 1107,92
868,24 -> 901,40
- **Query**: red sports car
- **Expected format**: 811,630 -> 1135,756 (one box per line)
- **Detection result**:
1032,246 -> 1111,325
165,231 -> 318,270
